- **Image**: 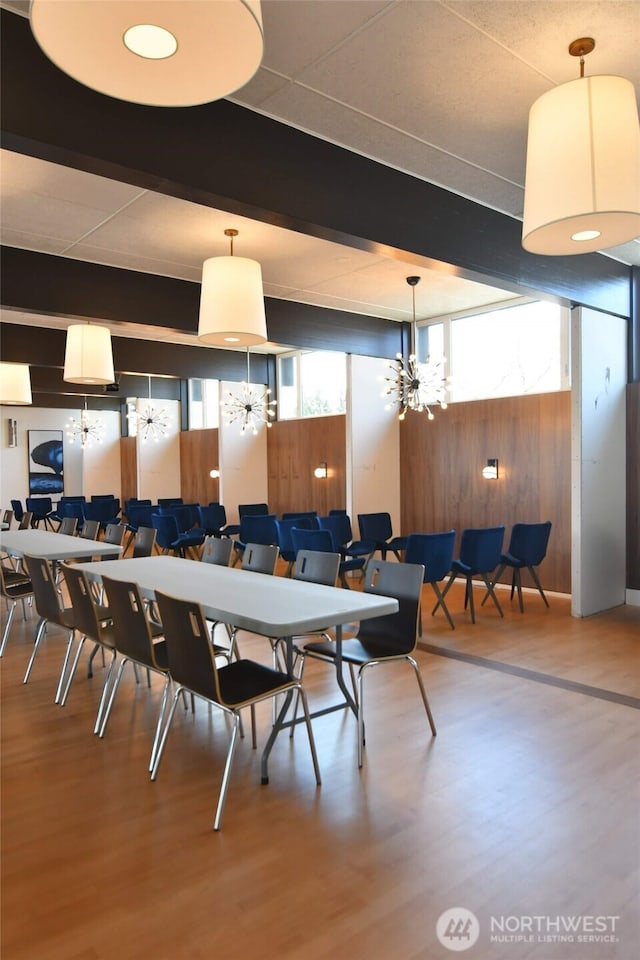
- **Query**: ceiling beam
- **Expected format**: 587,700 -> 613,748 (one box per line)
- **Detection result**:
0,8 -> 631,321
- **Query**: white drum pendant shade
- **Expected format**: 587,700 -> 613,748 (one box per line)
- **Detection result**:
64,324 -> 115,385
198,256 -> 267,346
0,363 -> 32,405
522,75 -> 640,255
30,0 -> 263,108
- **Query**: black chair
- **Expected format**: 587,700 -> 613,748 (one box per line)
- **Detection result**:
104,522 -> 126,548
22,554 -> 76,702
201,535 -> 233,567
58,563 -> 116,731
98,575 -> 172,770
442,526 -> 505,623
295,560 -> 436,767
404,531 -> 456,630
18,511 -> 33,530
357,512 -> 407,561
123,502 -> 156,552
132,526 -> 157,559
278,548 -> 341,676
79,518 -> 101,540
26,496 -> 55,530
151,590 -> 321,831
224,544 -> 279,661
488,521 -> 552,612
2,508 -> 14,530
0,563 -> 34,658
57,516 -> 79,537
291,526 -> 364,589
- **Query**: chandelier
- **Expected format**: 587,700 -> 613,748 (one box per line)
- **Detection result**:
128,375 -> 171,442
382,276 -> 448,421
66,398 -> 104,447
221,348 -> 276,435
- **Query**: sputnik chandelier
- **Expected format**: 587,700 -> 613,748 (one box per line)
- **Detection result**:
382,276 -> 448,421
66,398 -> 104,447
128,375 -> 171,442
221,348 -> 276,435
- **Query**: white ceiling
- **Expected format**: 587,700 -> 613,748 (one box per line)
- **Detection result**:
1,0 -> 638,353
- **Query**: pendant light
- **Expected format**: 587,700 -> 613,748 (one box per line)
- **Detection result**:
66,397 -> 105,447
382,277 -> 448,421
522,38 -> 640,255
63,324 -> 115,385
127,375 -> 171,443
30,1 -> 264,108
198,229 -> 267,347
0,363 -> 32,405
220,347 -> 276,435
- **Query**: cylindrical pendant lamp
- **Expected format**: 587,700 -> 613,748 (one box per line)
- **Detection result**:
0,363 -> 32,405
522,74 -> 640,255
198,256 -> 267,346
63,324 -> 115,385
30,0 -> 263,108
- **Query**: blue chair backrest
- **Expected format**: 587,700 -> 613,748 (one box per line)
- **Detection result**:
329,508 -> 347,515
10,499 -> 24,520
83,499 -> 120,523
158,497 -> 183,508
238,514 -> 277,546
26,496 -> 52,518
198,503 -> 227,533
459,526 -> 505,572
125,497 -> 151,515
127,502 -> 156,529
151,512 -> 179,550
507,521 -> 552,565
91,494 -> 116,501
61,500 -> 86,521
290,527 -> 335,555
282,511 -> 318,522
358,512 -> 393,543
274,518 -> 299,559
318,514 -> 353,548
238,502 -> 269,518
405,531 -> 455,582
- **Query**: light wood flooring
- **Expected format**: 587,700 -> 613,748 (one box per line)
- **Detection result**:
2,570 -> 639,960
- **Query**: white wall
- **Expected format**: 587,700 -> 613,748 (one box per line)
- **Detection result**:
218,380 -> 269,525
136,399 -> 181,502
346,354 -> 402,539
81,411 -> 122,498
571,307 -> 627,616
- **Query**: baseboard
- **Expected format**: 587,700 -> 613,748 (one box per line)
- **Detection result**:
626,589 -> 640,607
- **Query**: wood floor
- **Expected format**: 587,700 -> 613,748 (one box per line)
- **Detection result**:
2,572 -> 639,960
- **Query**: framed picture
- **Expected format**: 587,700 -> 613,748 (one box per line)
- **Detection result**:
28,430 -> 64,496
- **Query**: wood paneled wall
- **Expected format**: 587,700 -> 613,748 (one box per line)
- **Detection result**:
627,382 -> 640,591
120,437 -> 137,508
267,415 -> 346,517
399,392 -> 572,593
179,429 -> 220,506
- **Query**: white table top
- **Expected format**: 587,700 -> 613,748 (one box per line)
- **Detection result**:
0,529 -> 124,562
75,555 -> 397,636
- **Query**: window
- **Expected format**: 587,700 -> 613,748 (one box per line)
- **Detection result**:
416,299 -> 569,403
277,350 -> 346,419
188,378 -> 219,429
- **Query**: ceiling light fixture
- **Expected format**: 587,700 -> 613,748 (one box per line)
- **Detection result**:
66,397 -> 104,448
198,228 -> 267,347
0,362 -> 32,405
221,348 -> 276,435
63,324 -> 115,386
522,37 -> 640,255
128,375 -> 171,442
382,277 -> 448,421
29,1 -> 264,108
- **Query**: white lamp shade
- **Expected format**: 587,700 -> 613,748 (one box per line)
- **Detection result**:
63,324 -> 115,385
0,363 -> 32,405
522,75 -> 640,255
30,0 -> 263,108
198,256 -> 267,346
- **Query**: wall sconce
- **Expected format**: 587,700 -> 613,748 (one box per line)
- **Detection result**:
209,469 -> 220,479
7,418 -> 18,447
313,462 -> 328,479
482,458 -> 499,480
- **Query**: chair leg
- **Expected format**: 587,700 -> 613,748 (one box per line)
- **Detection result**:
514,568 -> 524,613
356,665 -> 367,768
149,674 -> 172,772
406,655 -> 437,736
0,600 -> 16,656
430,582 -> 455,630
23,617 -> 47,684
98,657 -> 130,737
150,688 -> 182,781
94,650 -> 118,734
295,684 -> 322,785
466,576 -> 476,623
482,563 -> 505,607
436,573 -> 456,618
213,713 -> 241,830
59,633 -> 87,706
528,565 -> 550,608
54,629 -> 78,704
481,573 -> 504,618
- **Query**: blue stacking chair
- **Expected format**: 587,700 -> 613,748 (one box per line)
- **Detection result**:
488,521 -> 552,612
50,495 -> 86,526
151,513 -> 204,559
318,514 -> 374,563
26,497 -> 55,530
274,518 -> 300,577
158,497 -> 183,508
404,531 -> 456,631
290,526 -> 365,589
197,503 -> 229,538
83,498 -> 121,532
124,502 -> 156,552
442,526 -> 505,623
231,514 -> 278,566
10,499 -> 24,523
282,511 -> 318,522
357,512 -> 407,561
